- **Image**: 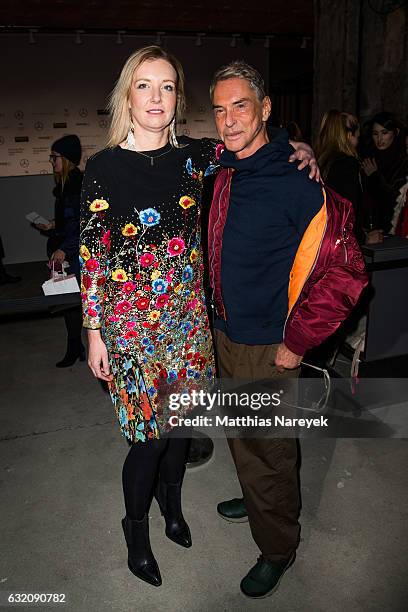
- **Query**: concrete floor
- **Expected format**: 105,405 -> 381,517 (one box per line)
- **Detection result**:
0,313 -> 407,612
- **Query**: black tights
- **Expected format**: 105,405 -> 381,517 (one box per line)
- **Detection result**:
122,433 -> 191,520
63,306 -> 83,344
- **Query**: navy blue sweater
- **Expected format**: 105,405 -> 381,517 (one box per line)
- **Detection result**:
216,130 -> 323,345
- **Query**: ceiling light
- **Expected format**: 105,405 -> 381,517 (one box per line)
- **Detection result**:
195,33 -> 205,47
75,30 -> 84,45
264,35 -> 275,48
156,31 -> 165,45
116,30 -> 125,45
28,28 -> 38,44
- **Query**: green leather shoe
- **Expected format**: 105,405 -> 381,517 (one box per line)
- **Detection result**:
240,554 -> 295,598
217,497 -> 248,523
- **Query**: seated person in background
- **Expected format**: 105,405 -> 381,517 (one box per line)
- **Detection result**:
361,112 -> 408,243
315,109 -> 364,241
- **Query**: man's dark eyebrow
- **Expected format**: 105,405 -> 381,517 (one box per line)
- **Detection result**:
232,98 -> 250,105
212,98 -> 250,109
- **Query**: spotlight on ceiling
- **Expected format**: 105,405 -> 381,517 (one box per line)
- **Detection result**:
28,28 -> 38,44
195,32 -> 205,47
116,30 -> 125,45
75,29 -> 84,45
156,31 -> 165,45
264,35 -> 275,48
230,34 -> 239,48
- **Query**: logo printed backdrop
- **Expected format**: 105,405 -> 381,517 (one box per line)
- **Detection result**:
0,34 -> 268,177
0,34 -> 268,264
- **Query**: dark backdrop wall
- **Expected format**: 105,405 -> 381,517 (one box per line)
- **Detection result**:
269,46 -> 314,140
313,0 -> 408,132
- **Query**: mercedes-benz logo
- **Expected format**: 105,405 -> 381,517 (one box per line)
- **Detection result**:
20,159 -> 29,168
15,110 -> 24,120
34,122 -> 44,131
79,108 -> 88,117
183,129 -> 190,136
99,119 -> 108,128
198,106 -> 206,114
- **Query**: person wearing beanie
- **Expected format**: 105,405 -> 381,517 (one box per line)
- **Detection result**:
34,134 -> 85,367
52,134 -> 82,166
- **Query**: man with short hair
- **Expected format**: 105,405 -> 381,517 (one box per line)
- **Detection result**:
208,61 -> 367,598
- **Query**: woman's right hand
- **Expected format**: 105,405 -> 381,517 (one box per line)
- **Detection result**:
87,330 -> 113,382
362,158 -> 378,177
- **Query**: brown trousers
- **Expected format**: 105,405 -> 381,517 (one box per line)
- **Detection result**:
214,329 -> 300,563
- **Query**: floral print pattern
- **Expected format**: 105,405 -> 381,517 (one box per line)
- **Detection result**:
80,138 -> 219,443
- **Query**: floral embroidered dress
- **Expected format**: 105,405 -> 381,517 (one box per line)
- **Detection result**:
80,137 -> 221,443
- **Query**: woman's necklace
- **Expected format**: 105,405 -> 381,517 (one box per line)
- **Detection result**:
125,128 -> 173,166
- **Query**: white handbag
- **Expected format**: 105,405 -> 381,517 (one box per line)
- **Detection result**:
42,262 -> 80,296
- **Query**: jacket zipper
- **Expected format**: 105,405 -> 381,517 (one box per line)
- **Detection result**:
209,174 -> 230,285
342,227 -> 348,263
210,172 -> 232,320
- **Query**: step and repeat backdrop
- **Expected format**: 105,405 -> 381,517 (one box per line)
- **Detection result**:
0,33 -> 268,177
0,33 -> 267,262
0,106 -> 110,177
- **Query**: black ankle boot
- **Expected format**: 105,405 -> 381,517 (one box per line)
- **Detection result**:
155,479 -> 192,548
56,340 -> 86,368
121,515 -> 162,587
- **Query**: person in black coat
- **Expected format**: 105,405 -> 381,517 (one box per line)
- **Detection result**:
361,112 -> 408,240
35,135 -> 85,367
315,109 -> 364,242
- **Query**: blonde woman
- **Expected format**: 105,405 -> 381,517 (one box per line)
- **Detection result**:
79,45 -> 317,587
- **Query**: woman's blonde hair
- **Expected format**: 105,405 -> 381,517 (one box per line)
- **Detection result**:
315,109 -> 360,179
54,157 -> 75,189
107,45 -> 186,148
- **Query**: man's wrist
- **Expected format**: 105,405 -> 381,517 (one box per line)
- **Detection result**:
283,337 -> 305,358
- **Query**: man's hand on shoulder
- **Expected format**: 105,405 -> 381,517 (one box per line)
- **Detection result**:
275,343 -> 303,372
288,140 -> 320,182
